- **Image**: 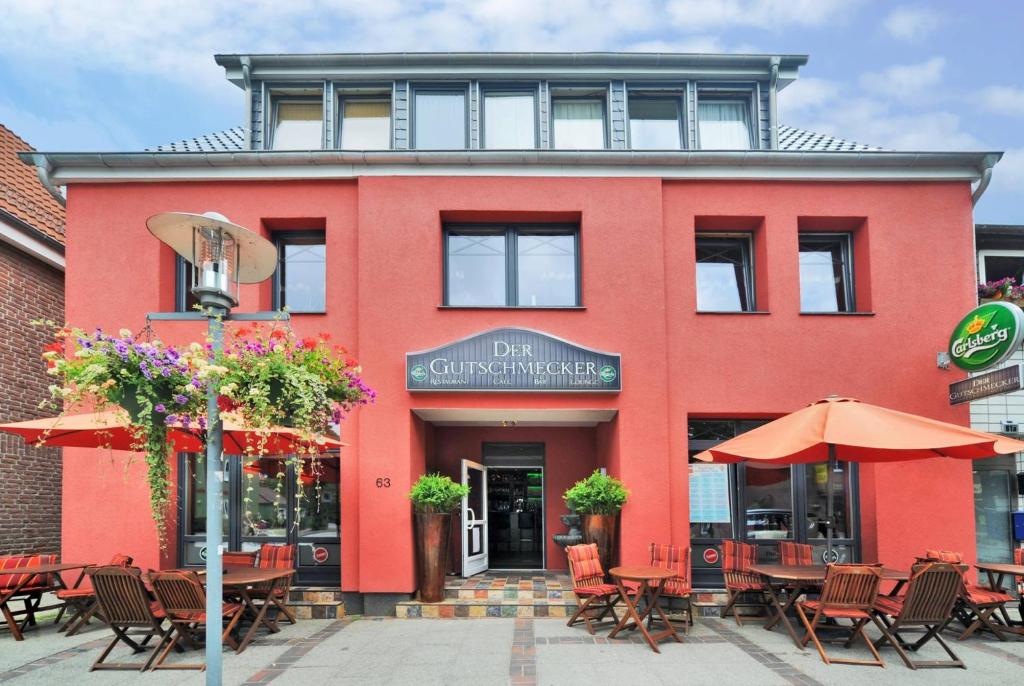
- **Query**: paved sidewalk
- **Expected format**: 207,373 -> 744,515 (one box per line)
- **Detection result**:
2,614 -> 1024,685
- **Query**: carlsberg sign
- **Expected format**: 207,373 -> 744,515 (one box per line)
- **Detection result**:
948,301 -> 1024,372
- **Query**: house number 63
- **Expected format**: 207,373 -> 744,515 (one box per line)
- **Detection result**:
376,477 -> 391,488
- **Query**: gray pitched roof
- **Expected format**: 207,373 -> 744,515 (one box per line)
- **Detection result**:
152,124 -> 880,153
777,125 -> 881,152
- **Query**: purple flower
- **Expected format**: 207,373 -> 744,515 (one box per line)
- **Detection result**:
164,415 -> 178,425
161,367 -> 172,377
191,378 -> 202,389
154,404 -> 166,414
181,416 -> 191,429
174,394 -> 188,405
198,416 -> 207,430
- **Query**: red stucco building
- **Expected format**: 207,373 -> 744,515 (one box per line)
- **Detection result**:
21,52 -> 1002,614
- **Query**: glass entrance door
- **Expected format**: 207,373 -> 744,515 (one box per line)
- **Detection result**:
974,467 -> 1015,563
461,459 -> 488,577
178,453 -> 341,584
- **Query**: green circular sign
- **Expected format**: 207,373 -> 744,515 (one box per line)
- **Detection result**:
948,301 -> 1024,372
410,364 -> 428,382
599,365 -> 617,383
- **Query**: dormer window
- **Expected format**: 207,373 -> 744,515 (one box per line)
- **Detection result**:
271,99 -> 323,150
551,88 -> 607,150
483,91 -> 537,149
628,96 -> 683,150
339,98 -> 391,150
697,99 -> 753,150
413,89 -> 468,149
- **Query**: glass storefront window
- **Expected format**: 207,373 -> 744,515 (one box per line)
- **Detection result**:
184,454 -> 229,536
803,461 -> 850,540
299,457 -> 340,539
241,458 -> 289,538
744,463 -> 793,540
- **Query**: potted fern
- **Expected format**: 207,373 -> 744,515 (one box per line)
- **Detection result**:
563,470 -> 629,574
409,473 -> 469,603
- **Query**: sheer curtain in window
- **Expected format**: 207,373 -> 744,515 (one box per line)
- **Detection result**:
340,101 -> 391,149
484,94 -> 536,148
273,102 -> 323,150
415,93 -> 466,149
698,101 -> 752,150
553,100 -> 605,149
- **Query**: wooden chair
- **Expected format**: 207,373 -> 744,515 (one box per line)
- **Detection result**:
918,549 -> 1015,640
0,553 -> 61,637
872,562 -> 965,669
88,566 -> 169,671
721,540 -> 769,626
149,570 -> 244,670
565,543 -> 622,634
56,554 -> 133,636
795,563 -> 885,667
779,542 -> 814,566
648,543 -> 694,634
250,543 -> 297,624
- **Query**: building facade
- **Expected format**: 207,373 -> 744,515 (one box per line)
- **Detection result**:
22,53 -> 1002,613
0,124 -> 66,556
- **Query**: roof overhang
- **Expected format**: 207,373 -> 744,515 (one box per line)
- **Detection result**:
0,209 -> 64,271
214,51 -> 808,89
18,149 -> 1002,185
412,408 -> 617,427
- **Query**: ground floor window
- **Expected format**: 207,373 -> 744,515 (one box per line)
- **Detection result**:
688,419 -> 859,588
178,453 -> 340,584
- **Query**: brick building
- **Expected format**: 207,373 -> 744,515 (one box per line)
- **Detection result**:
0,124 -> 66,555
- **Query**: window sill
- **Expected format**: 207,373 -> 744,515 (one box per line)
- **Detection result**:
437,305 -> 586,311
695,310 -> 770,315
799,311 -> 875,316
285,311 -> 327,316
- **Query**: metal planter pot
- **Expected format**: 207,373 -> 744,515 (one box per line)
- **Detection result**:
414,512 -> 452,603
581,513 -> 618,575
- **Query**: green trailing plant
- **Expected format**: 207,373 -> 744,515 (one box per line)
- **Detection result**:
563,470 -> 629,515
408,473 -> 469,514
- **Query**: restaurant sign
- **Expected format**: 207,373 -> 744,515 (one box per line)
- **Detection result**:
949,365 -> 1022,405
948,301 -> 1024,372
406,328 -> 621,392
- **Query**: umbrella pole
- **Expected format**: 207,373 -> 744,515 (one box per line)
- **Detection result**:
826,443 -> 835,564
205,312 -> 225,685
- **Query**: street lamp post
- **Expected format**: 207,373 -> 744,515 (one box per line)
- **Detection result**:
147,212 -> 279,686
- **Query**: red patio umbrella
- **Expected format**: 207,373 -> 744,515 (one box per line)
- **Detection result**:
693,396 -> 1024,557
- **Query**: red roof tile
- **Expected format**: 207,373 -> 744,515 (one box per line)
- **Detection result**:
0,124 -> 65,244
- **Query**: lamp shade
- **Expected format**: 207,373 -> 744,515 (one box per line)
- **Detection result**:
146,211 -> 278,284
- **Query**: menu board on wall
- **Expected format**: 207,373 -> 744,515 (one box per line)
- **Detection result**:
689,463 -> 731,523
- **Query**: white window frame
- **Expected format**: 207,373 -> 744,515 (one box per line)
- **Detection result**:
978,250 -> 1024,282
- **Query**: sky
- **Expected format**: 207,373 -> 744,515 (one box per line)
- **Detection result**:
0,0 -> 1021,222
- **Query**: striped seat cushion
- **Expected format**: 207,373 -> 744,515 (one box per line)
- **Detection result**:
223,551 -> 258,567
801,599 -> 871,619
965,585 -> 1013,605
727,578 -> 767,592
258,544 -> 296,570
167,602 -> 243,622
567,544 -> 605,585
722,540 -> 757,574
0,554 -> 57,591
924,550 -> 963,563
873,594 -> 904,617
55,587 -> 95,600
663,577 -> 691,597
779,542 -> 813,566
573,583 -> 619,597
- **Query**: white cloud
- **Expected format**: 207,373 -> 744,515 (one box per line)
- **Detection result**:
978,86 -> 1024,117
778,77 -> 840,117
0,97 -> 143,151
991,148 -> 1024,191
666,0 -> 857,30
626,37 -> 726,53
882,6 -> 943,41
859,57 -> 945,101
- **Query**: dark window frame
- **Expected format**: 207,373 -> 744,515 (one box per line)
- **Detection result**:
550,91 -> 610,150
269,96 -> 325,151
411,84 -> 470,150
695,90 -> 757,150
695,233 -> 756,312
798,232 -> 855,313
442,223 -> 582,308
626,94 -> 686,150
174,255 -> 198,313
480,86 -> 540,149
335,93 -> 393,150
272,230 -> 326,314
687,419 -> 861,588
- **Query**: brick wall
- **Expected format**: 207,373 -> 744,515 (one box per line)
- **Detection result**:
0,241 -> 64,555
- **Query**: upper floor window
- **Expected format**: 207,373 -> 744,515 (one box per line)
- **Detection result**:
273,232 -> 326,313
552,97 -> 606,150
629,97 -> 683,150
175,256 -> 198,313
697,99 -> 753,150
483,92 -> 536,149
339,98 -> 391,149
414,90 -> 467,149
271,100 -> 323,150
978,250 -> 1024,285
799,233 -> 854,313
444,225 -> 579,307
695,235 -> 754,312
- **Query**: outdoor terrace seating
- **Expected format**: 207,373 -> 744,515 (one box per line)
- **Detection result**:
54,553 -> 133,636
565,543 -> 621,635
0,553 -> 61,637
795,563 -> 885,667
87,565 -> 169,671
720,539 -> 770,625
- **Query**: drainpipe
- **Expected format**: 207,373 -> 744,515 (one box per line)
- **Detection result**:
241,56 -> 253,150
971,160 -> 995,206
769,57 -> 780,150
33,156 -> 65,207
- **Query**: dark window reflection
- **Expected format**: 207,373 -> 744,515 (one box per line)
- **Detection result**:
517,233 -> 577,306
275,233 -> 326,313
804,461 -> 850,540
744,464 -> 793,540
299,457 -> 340,538
799,234 -> 853,312
241,457 -> 289,538
696,236 -> 753,311
447,232 -> 506,306
185,454 -> 229,536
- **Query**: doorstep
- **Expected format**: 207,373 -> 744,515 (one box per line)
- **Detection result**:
287,586 -> 346,620
396,571 -> 579,619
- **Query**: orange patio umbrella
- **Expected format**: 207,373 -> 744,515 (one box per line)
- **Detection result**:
0,409 -> 346,455
693,396 -> 1024,556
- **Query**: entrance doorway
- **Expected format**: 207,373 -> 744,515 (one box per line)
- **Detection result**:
974,455 -> 1018,563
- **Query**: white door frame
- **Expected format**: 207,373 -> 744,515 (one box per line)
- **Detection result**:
461,459 -> 488,577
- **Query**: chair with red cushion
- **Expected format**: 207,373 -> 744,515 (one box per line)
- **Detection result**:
251,544 -> 297,624
720,540 -> 769,626
779,542 -> 814,566
918,549 -> 1015,640
872,561 -> 965,669
0,554 -> 60,638
88,566 -> 169,671
149,570 -> 244,669
222,551 -> 258,568
795,563 -> 885,667
565,543 -> 622,635
56,554 -> 134,635
648,543 -> 693,634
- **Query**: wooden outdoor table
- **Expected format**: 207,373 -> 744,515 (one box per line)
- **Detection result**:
749,564 -> 909,649
974,562 -> 1024,636
607,566 -> 683,654
0,562 -> 90,641
217,568 -> 295,653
